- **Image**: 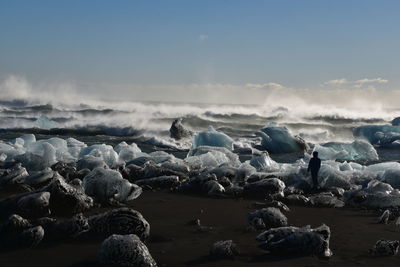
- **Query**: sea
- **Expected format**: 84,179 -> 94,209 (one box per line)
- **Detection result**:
1,99 -> 400,164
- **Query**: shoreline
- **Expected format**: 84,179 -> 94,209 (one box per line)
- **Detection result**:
1,190 -> 400,266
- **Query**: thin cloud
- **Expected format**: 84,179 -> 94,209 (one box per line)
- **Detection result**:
198,34 -> 208,41
324,78 -> 388,88
245,82 -> 284,90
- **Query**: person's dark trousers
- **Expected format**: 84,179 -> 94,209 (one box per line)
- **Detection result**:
311,172 -> 318,189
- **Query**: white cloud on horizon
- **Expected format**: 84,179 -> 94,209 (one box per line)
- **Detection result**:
324,77 -> 389,88
245,82 -> 284,90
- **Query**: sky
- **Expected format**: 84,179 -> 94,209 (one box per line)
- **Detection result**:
0,0 -> 399,104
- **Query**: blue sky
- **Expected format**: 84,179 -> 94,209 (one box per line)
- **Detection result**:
0,0 -> 399,103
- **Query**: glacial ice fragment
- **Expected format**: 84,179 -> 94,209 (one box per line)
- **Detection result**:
256,124 -> 308,153
192,126 -> 234,150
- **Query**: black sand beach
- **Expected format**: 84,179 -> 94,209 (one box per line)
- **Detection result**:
1,190 -> 400,267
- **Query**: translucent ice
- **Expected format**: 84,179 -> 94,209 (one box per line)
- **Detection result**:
79,144 -> 119,168
353,125 -> 400,145
115,142 -> 145,163
192,126 -> 234,150
66,138 -> 87,159
29,138 -> 74,163
256,124 -> 307,154
248,153 -> 279,172
186,146 -> 240,169
315,140 -> 379,161
34,115 -> 59,129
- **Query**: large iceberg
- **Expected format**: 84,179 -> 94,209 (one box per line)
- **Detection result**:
314,140 -> 379,162
192,126 -> 234,150
256,124 -> 308,154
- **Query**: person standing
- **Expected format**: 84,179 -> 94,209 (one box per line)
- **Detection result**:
308,151 -> 321,190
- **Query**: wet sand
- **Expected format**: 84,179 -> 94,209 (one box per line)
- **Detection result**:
1,191 -> 400,267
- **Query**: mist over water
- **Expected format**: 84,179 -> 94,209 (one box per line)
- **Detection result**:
1,75 -> 400,148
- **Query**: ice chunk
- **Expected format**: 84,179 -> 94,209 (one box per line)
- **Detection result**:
248,153 -> 279,172
366,162 -> 400,173
83,168 -> 142,203
392,117 -> 400,126
192,126 -> 234,150
16,142 -> 57,171
318,164 -> 352,190
34,115 -> 59,129
257,224 -> 332,258
315,140 -> 379,161
353,125 -> 400,145
79,144 -> 118,168
0,141 -> 25,159
99,234 -> 157,267
77,155 -> 108,170
256,124 -> 308,154
243,178 -> 285,198
21,134 -> 36,147
149,151 -> 176,164
186,146 -> 240,169
381,168 -> 400,189
66,138 -> 87,159
29,138 -> 74,163
115,142 -> 146,163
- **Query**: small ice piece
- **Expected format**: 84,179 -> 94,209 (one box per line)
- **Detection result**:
256,124 -> 308,154
83,168 -> 142,204
243,178 -> 285,198
257,224 -> 332,258
34,115 -> 59,129
378,210 -> 390,224
247,207 -> 288,229
88,208 -> 150,240
192,126 -> 234,150
98,234 -> 157,267
79,144 -> 119,168
369,240 -> 399,256
209,240 -> 240,259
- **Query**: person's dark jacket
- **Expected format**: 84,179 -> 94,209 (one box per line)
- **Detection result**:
308,157 -> 321,174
